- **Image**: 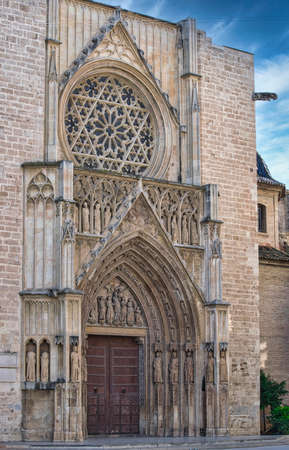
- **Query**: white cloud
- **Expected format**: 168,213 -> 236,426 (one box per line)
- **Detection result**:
255,54 -> 289,95
255,54 -> 289,187
147,0 -> 165,18
206,19 -> 237,44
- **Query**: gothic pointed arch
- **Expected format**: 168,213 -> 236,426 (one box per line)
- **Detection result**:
80,228 -> 205,436
82,230 -> 204,344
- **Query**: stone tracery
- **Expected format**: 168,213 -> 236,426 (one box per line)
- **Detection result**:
65,74 -> 155,175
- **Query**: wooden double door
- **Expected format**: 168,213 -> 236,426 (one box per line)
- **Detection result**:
87,335 -> 139,435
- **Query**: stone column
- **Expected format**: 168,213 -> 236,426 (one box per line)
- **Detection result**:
204,304 -> 229,437
45,0 -> 60,161
178,18 -> 201,185
55,161 -> 75,290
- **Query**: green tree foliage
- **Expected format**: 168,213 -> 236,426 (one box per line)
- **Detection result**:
260,370 -> 289,434
270,406 -> 289,434
260,369 -> 288,411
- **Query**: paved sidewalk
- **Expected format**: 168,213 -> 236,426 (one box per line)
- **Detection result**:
1,435 -> 289,450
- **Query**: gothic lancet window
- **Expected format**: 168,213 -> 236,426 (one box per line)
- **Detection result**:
258,203 -> 267,233
64,74 -> 155,176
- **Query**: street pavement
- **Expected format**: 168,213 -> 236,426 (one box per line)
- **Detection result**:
1,435 -> 289,450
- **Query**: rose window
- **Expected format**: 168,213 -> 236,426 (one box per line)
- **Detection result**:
64,75 -> 155,175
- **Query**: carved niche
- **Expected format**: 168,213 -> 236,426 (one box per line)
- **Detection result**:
40,339 -> 50,383
87,279 -> 145,328
25,172 -> 55,289
25,339 -> 37,382
144,184 -> 201,245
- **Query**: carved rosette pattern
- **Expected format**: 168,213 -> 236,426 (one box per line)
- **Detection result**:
144,184 -> 201,245
73,173 -> 137,234
65,75 -> 155,175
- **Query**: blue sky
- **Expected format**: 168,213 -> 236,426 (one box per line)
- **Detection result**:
95,0 -> 289,186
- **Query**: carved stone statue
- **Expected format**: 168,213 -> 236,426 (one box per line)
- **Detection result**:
98,296 -> 106,324
220,350 -> 228,383
191,214 -> 199,244
71,346 -> 80,382
104,206 -> 111,227
135,307 -> 142,327
169,350 -> 179,384
153,351 -> 163,384
127,299 -> 135,326
82,202 -> 90,233
182,215 -> 189,244
94,202 -> 101,234
171,214 -> 178,243
206,350 -> 214,383
26,350 -> 36,382
184,352 -> 194,384
74,204 -> 79,233
41,351 -> 49,383
120,298 -> 127,325
106,296 -> 114,325
87,304 -> 98,324
113,294 -> 121,325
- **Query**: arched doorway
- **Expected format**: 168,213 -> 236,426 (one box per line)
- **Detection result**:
80,231 -> 204,437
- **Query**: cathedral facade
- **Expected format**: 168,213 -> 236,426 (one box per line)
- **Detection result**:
2,0 -> 287,441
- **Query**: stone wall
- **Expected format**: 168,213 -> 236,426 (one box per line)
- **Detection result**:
259,263 -> 289,404
0,0 -> 46,440
257,186 -> 280,248
198,32 -> 260,434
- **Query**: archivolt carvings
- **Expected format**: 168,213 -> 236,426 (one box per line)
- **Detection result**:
73,172 -> 137,234
65,74 -> 155,175
144,184 -> 201,245
87,279 -> 144,328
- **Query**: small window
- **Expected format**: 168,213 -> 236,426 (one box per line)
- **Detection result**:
258,203 -> 267,233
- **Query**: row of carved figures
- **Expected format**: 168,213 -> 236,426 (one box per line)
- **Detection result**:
25,339 -> 50,383
153,349 -> 194,385
163,212 -> 199,245
74,201 -> 111,235
25,339 -> 80,383
153,347 -> 228,385
74,200 -> 199,246
87,289 -> 144,327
